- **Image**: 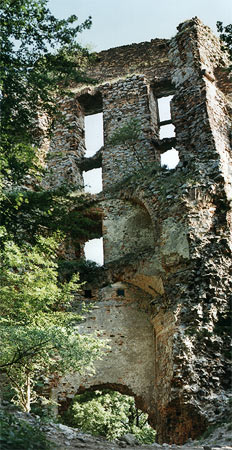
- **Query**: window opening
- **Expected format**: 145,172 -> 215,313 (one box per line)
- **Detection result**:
84,237 -> 104,266
117,289 -> 125,297
85,112 -> 104,157
159,123 -> 175,139
158,95 -> 175,139
83,112 -> 104,194
83,168 -> 102,194
158,95 -> 173,122
84,289 -> 92,298
158,96 -> 179,169
161,149 -> 179,169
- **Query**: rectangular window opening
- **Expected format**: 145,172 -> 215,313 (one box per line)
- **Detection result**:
159,124 -> 175,139
158,95 -> 176,139
83,112 -> 103,194
84,237 -> 104,266
83,168 -> 102,194
85,112 -> 104,158
158,96 -> 179,169
117,289 -> 125,297
158,95 -> 173,123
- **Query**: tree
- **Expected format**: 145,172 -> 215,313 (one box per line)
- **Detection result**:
0,0 -> 99,249
63,390 -> 156,444
216,22 -> 232,71
0,0 -> 104,416
0,232 -> 104,412
0,184 -> 102,246
0,0 -> 92,173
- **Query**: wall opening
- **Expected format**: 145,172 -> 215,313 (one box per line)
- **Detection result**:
158,96 -> 179,169
84,113 -> 104,157
158,95 -> 175,138
84,237 -> 104,266
117,288 -> 125,297
60,388 -> 156,444
159,124 -> 175,139
83,168 -> 102,194
83,112 -> 104,194
84,289 -> 92,298
161,149 -> 179,169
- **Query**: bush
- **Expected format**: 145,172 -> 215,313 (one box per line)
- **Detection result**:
0,410 -> 52,450
62,389 -> 156,443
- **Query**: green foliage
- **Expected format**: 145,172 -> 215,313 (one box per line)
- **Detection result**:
0,0 -> 105,420
1,185 -> 101,245
0,409 -> 52,450
0,138 -> 43,185
0,0 -> 99,252
0,234 -> 104,412
0,234 -> 69,319
107,118 -> 148,171
217,22 -> 232,67
0,0 -> 92,157
107,118 -> 141,146
58,258 -> 102,283
62,390 -> 156,444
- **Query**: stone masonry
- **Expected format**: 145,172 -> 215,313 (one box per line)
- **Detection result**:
45,18 -> 232,444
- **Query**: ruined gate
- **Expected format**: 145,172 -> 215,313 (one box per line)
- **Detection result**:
45,18 -> 232,444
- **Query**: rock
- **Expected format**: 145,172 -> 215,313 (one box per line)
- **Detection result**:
118,433 -> 139,445
57,423 -> 77,439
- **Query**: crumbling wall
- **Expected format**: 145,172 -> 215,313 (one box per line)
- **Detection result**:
102,75 -> 159,190
42,96 -> 85,188
52,282 -> 155,416
47,18 -> 232,445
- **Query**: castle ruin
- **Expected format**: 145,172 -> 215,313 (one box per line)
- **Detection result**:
44,18 -> 232,444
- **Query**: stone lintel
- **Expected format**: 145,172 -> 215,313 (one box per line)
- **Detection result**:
152,137 -> 176,152
78,147 -> 103,172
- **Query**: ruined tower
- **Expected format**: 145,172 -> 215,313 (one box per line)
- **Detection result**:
46,18 -> 232,444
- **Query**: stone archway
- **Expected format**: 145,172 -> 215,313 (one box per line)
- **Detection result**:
58,382 -> 151,417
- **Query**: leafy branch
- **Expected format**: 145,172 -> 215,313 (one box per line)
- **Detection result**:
107,118 -> 145,169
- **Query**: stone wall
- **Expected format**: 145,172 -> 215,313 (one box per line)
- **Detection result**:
46,18 -> 232,444
52,282 -> 155,415
102,75 -> 159,190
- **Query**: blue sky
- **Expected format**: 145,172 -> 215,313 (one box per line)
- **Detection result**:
48,0 -> 231,51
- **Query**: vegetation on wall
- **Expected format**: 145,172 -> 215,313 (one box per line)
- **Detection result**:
0,185 -> 101,246
107,118 -> 146,170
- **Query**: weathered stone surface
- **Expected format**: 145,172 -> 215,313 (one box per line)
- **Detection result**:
39,17 -> 232,445
118,433 -> 139,445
